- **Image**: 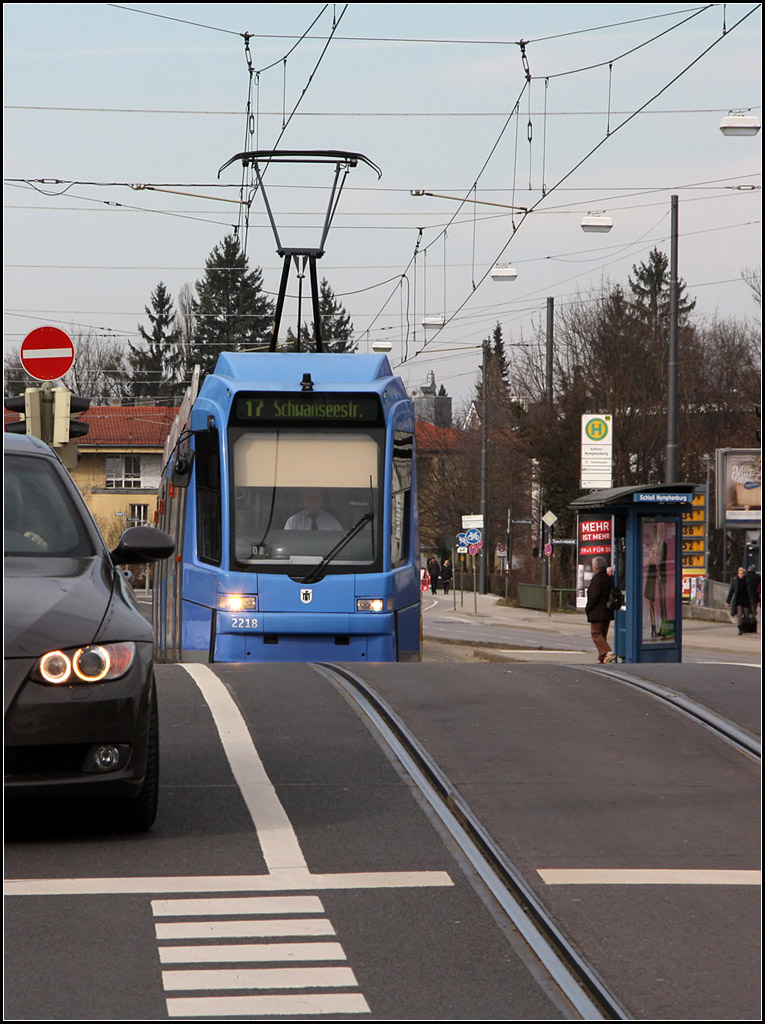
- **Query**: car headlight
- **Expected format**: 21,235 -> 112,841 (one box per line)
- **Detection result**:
32,642 -> 137,685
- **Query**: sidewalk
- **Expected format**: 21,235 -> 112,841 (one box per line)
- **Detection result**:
424,591 -> 761,659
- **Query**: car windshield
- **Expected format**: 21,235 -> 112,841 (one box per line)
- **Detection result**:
230,429 -> 382,574
4,454 -> 95,558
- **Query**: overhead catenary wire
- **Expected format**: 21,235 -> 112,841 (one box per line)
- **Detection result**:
394,2 -> 761,369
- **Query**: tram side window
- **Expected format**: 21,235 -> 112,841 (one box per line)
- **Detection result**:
391,432 -> 413,567
196,429 -> 221,565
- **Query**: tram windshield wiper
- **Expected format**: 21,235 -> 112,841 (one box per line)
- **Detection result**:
301,512 -> 374,585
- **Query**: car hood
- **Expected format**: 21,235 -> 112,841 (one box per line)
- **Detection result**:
4,556 -> 115,658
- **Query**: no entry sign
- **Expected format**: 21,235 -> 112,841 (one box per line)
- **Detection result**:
20,327 -> 75,381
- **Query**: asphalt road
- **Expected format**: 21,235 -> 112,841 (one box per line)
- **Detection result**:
5,651 -> 760,1021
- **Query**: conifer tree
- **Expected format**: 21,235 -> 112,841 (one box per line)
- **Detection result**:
190,234 -> 274,376
128,281 -> 180,400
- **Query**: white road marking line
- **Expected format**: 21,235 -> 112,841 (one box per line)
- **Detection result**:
158,943 -> 347,964
5,870 -> 453,897
161,967 -> 358,991
156,919 -> 335,940
538,868 -> 761,885
181,663 -> 308,874
152,896 -> 324,916
166,993 -> 370,1017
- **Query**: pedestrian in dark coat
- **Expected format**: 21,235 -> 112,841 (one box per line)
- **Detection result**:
745,565 -> 761,616
727,567 -> 753,633
586,556 -> 615,663
427,556 -> 440,595
440,559 -> 453,596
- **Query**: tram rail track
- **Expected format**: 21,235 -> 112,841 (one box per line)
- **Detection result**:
313,662 -> 634,1022
589,666 -> 761,761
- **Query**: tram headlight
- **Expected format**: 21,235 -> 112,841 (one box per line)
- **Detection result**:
218,594 -> 258,612
356,598 -> 386,612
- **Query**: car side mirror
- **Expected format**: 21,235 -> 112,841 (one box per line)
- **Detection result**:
111,526 -> 175,565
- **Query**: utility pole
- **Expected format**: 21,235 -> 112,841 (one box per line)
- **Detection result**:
546,297 -> 554,409
665,195 -> 679,483
480,339 -> 489,594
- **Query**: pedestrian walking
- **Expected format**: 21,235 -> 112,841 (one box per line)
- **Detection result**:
727,566 -> 755,633
745,564 -> 761,622
440,559 -> 453,596
427,556 -> 441,595
586,556 -> 616,663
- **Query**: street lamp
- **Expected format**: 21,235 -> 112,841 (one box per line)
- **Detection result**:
719,111 -> 761,136
422,315 -> 446,328
490,264 -> 518,281
581,212 -> 613,233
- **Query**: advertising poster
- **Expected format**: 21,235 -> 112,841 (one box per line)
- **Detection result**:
576,516 -> 612,609
716,449 -> 761,529
642,521 -> 677,643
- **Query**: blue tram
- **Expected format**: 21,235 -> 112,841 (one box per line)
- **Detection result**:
153,351 -> 421,663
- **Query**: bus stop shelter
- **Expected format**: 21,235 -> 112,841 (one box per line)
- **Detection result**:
571,484 -> 696,663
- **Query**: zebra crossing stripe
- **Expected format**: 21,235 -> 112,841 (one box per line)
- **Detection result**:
154,894 -> 370,1017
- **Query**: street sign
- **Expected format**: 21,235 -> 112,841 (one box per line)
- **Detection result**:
581,413 -> 613,489
20,327 -> 74,381
462,514 -> 484,529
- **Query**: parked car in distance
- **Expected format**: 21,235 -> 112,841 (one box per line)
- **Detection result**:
4,433 -> 174,831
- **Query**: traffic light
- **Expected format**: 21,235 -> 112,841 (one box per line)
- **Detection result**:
4,389 -> 43,437
52,388 -> 91,445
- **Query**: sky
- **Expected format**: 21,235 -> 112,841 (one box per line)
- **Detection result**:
3,3 -> 762,408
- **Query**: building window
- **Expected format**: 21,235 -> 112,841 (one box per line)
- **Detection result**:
129,503 -> 149,526
105,455 -> 160,489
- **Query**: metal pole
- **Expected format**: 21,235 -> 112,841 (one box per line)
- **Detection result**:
480,340 -> 489,594
546,297 -> 554,408
665,195 -> 679,482
504,507 -> 511,605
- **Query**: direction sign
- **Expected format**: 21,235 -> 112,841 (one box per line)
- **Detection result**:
462,515 -> 484,529
20,327 -> 74,381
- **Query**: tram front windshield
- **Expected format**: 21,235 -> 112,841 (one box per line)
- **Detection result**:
230,430 -> 382,574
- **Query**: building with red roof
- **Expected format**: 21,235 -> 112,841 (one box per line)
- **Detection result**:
68,404 -> 178,546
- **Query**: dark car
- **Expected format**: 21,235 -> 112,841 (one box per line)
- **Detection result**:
4,433 -> 174,831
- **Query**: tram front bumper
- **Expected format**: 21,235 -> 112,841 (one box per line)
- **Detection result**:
213,611 -> 396,663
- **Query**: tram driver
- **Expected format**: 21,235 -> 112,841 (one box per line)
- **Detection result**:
284,488 -> 343,531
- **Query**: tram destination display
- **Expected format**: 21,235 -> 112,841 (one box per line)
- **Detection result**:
233,392 -> 383,426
